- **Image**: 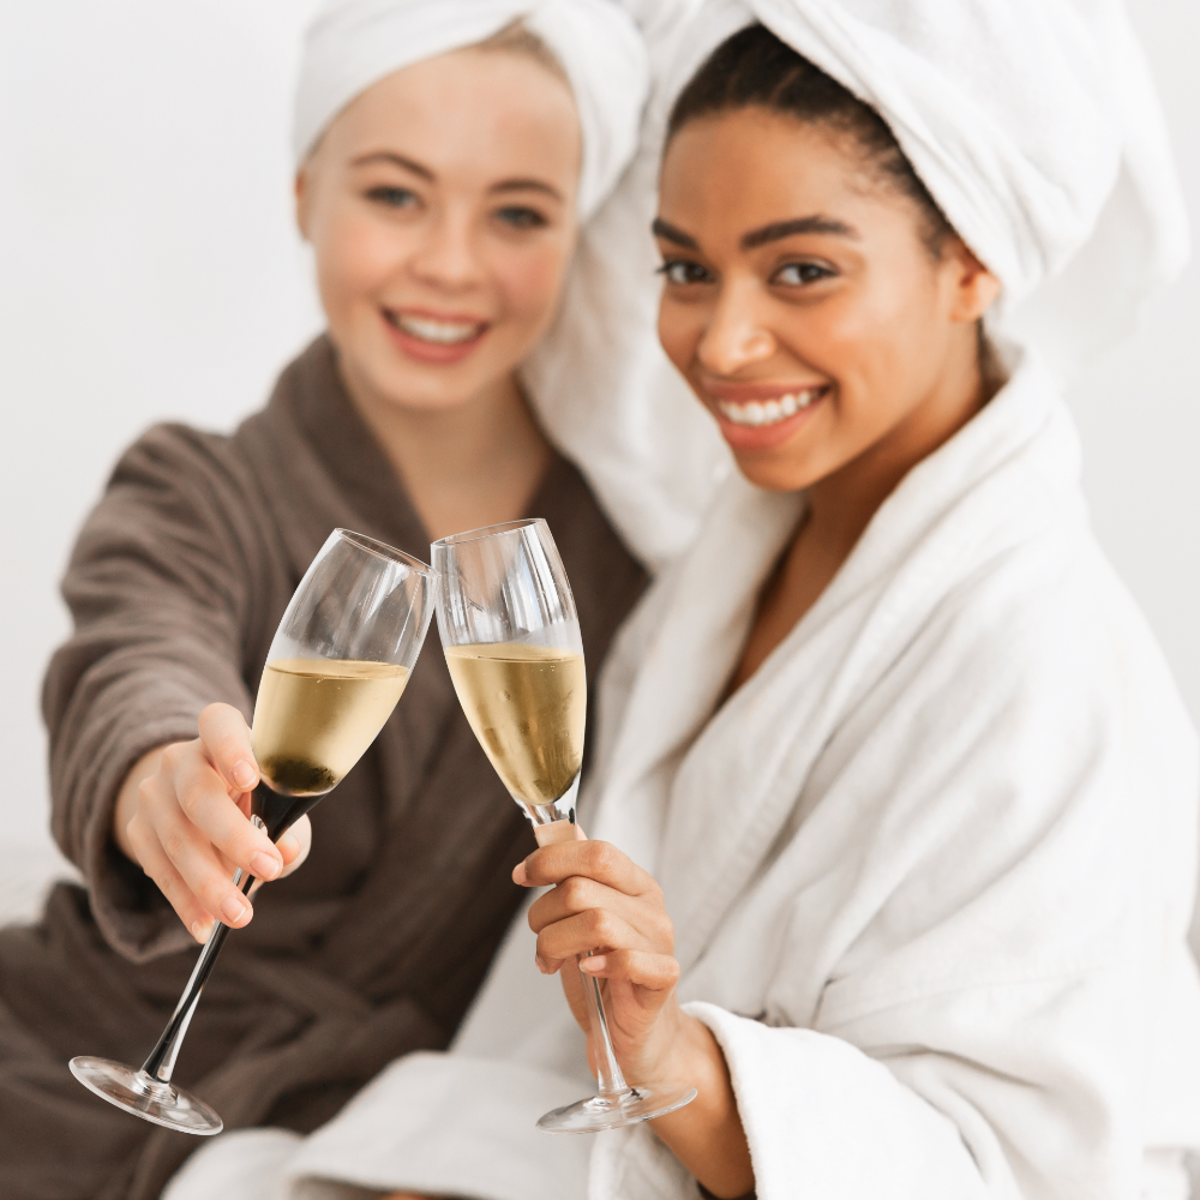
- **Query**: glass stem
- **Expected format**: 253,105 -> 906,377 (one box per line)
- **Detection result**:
530,804 -> 631,1097
141,911 -> 234,1083
140,814 -> 267,1084
579,956 -> 629,1097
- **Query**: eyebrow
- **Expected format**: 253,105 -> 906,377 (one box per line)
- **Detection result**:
741,216 -> 858,248
651,218 -> 699,249
351,150 -> 434,180
350,152 -> 562,202
651,214 -> 859,252
490,178 -> 564,202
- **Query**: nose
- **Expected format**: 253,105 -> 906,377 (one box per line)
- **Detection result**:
696,280 -> 777,376
408,206 -> 484,292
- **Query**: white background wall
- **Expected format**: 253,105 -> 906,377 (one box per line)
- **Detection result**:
1,2 -> 1197,887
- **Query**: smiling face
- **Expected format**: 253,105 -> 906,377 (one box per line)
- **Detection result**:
655,107 -> 999,500
297,47 -> 582,418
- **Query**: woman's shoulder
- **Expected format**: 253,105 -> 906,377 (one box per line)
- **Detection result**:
936,494 -> 1179,705
108,419 -> 244,482
870,346 -> 1185,731
69,350 -> 333,586
99,338 -> 335,515
89,418 -> 274,562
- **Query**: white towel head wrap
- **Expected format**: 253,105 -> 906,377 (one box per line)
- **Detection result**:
660,0 -> 1189,380
294,0 -> 647,221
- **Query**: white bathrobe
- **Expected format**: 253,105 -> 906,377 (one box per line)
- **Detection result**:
167,347 -> 1200,1200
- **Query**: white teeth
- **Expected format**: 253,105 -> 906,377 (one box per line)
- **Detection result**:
716,389 -> 821,427
391,313 -> 484,344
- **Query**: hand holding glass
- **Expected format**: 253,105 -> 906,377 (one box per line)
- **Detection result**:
70,529 -> 436,1135
432,518 -> 696,1133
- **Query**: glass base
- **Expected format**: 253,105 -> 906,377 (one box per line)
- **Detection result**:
68,1056 -> 223,1136
537,1082 -> 697,1134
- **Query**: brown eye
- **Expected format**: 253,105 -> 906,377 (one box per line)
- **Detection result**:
658,260 -> 711,285
773,262 -> 834,286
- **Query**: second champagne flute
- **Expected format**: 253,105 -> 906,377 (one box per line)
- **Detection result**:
432,518 -> 697,1133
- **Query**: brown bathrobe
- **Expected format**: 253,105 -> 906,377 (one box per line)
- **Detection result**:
0,337 -> 646,1200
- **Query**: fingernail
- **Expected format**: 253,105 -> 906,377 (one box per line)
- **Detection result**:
278,832 -> 301,858
231,760 -> 257,789
251,851 -> 281,880
581,955 -> 607,973
512,861 -> 528,885
191,919 -> 214,943
535,954 -> 550,974
221,895 -> 249,925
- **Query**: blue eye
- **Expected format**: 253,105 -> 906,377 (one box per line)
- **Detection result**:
495,206 -> 548,230
773,261 -> 834,286
366,186 -> 418,209
657,260 -> 712,285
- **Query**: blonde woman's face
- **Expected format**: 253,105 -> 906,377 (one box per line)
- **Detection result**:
297,48 -> 582,414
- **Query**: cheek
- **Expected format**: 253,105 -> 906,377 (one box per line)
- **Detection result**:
657,298 -> 703,376
313,210 -> 407,320
793,274 -> 940,396
491,239 -> 573,333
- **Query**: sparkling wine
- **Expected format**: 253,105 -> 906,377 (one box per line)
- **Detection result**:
444,642 -> 585,807
252,658 -> 410,797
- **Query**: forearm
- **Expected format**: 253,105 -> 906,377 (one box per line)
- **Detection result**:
651,1013 -> 754,1199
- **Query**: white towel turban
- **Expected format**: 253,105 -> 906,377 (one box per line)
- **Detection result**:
294,0 -> 647,222
292,0 -> 729,568
659,0 -> 1189,380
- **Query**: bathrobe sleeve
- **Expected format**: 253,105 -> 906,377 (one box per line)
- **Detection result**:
591,547 -> 1200,1199
42,423 -> 270,960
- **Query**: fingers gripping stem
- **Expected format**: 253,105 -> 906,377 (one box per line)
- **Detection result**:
141,815 -> 267,1084
529,822 -> 632,1095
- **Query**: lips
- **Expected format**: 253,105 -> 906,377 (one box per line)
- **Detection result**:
714,388 -> 824,428
385,310 -> 487,345
381,307 -> 489,365
704,384 -> 829,452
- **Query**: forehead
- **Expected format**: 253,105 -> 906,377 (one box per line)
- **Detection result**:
659,108 -> 897,242
323,48 -> 582,189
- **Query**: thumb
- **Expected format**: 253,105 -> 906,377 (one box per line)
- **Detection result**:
248,814 -> 312,896
277,815 -> 312,877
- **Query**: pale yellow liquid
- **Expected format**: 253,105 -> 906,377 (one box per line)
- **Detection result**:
444,643 -> 585,807
252,658 -> 410,795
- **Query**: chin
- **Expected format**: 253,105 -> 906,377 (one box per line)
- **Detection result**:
369,359 -> 494,411
381,381 -> 480,413
730,452 -> 815,495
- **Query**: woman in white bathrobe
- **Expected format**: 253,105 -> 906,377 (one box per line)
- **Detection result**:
166,4 -> 1200,1200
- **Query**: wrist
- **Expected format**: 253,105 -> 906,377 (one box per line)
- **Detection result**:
649,1013 -> 754,1199
657,1010 -> 726,1097
113,746 -> 165,861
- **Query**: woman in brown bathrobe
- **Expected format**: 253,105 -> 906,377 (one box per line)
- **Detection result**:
0,13 -> 656,1199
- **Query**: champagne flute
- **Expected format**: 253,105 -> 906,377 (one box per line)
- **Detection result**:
432,518 -> 696,1134
70,529 -> 437,1135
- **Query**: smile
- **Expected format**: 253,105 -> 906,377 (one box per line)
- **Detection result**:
385,311 -> 487,345
714,389 -> 824,427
